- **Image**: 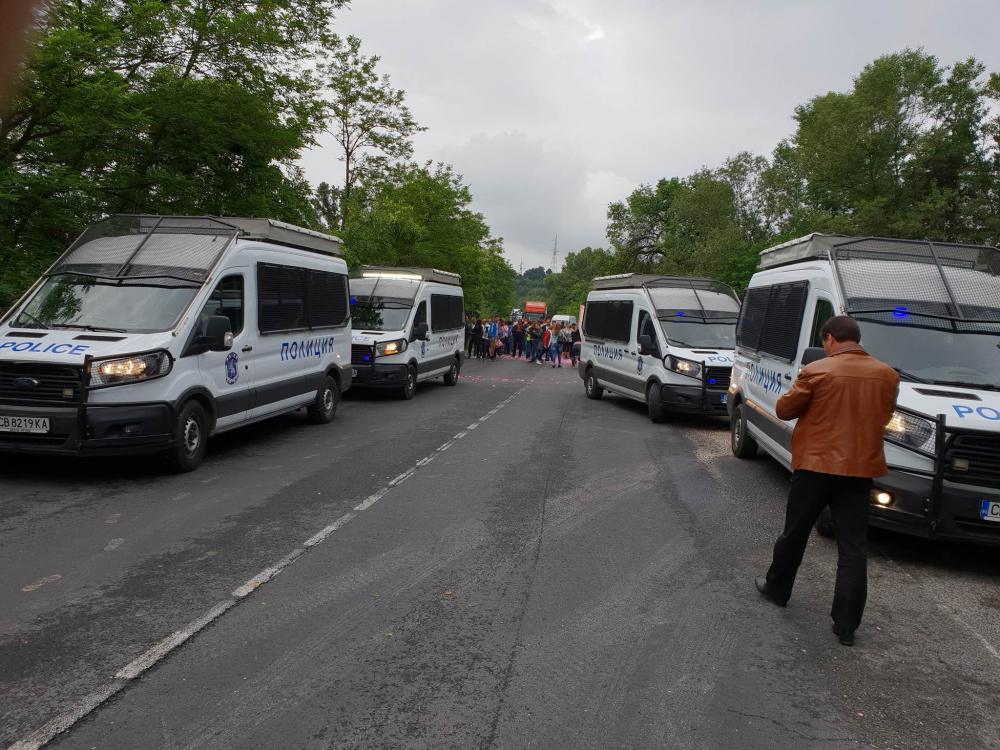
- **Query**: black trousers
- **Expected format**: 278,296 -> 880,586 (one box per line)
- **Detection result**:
466,336 -> 474,357
766,470 -> 872,632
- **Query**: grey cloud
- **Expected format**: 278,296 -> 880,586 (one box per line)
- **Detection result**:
302,0 -> 1000,271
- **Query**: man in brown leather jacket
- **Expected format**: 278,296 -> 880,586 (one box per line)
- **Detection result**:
755,315 -> 898,646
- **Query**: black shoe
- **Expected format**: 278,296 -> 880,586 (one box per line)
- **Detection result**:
832,624 -> 855,646
754,575 -> 787,607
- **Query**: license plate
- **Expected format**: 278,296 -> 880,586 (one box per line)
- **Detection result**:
981,501 -> 1000,523
0,416 -> 50,433
720,393 -> 727,404
351,369 -> 358,378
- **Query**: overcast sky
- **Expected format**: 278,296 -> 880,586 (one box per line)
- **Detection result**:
300,0 -> 1000,273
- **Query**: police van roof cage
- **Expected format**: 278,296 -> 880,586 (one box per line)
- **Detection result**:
592,273 -> 740,318
223,217 -> 342,256
758,233 -> 1000,325
351,266 -> 462,286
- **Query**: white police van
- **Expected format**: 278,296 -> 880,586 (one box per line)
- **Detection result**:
579,275 -> 741,422
728,234 -> 1000,545
349,267 -> 465,399
0,215 -> 351,471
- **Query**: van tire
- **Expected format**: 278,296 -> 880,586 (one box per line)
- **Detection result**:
167,400 -> 208,472
400,365 -> 417,400
585,368 -> 603,400
731,403 -> 758,459
646,382 -> 669,423
307,376 -> 339,424
444,358 -> 460,386
815,506 -> 836,538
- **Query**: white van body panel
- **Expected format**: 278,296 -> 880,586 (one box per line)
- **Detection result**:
350,278 -> 465,390
580,285 -> 736,414
0,222 -> 350,463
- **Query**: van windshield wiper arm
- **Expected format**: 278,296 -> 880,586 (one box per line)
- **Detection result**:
52,323 -> 128,333
15,311 -> 49,329
929,379 -> 1000,392
893,367 -> 930,384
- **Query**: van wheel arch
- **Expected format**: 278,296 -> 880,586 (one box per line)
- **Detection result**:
174,387 -> 217,433
324,365 -> 342,391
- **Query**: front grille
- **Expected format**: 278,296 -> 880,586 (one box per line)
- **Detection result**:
0,362 -> 83,405
944,433 -> 1000,488
705,366 -> 731,389
351,345 -> 374,366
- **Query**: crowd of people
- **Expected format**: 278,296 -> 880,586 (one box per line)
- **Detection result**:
465,316 -> 582,367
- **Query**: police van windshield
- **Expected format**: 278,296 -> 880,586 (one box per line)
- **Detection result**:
350,277 -> 420,332
857,315 -> 1000,389
11,274 -> 199,333
657,316 -> 737,349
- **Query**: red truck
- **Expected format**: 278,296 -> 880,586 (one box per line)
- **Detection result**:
523,300 -> 547,322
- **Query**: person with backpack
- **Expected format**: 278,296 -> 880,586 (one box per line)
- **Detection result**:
570,323 -> 582,367
549,323 -> 563,367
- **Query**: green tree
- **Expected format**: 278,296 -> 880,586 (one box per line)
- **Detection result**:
322,35 -> 425,230
0,0 -> 347,308
311,182 -> 341,230
341,161 -> 514,317
543,246 -> 613,314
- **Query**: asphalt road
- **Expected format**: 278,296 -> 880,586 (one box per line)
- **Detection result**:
2,355 -> 999,750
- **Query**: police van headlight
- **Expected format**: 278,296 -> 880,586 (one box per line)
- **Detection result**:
884,409 -> 936,452
89,351 -> 172,387
665,355 -> 702,379
376,339 -> 408,356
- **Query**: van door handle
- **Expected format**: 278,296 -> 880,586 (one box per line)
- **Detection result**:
242,345 -> 253,353
784,374 -> 791,380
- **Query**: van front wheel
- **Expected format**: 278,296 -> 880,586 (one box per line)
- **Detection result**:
400,365 -> 417,400
307,376 -> 339,424
585,369 -> 603,400
444,358 -> 460,386
646,382 -> 669,423
167,400 -> 208,472
731,403 -> 758,459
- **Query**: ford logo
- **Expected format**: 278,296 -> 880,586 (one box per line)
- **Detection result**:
12,377 -> 40,389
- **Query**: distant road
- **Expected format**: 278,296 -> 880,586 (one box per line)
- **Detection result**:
3,357 -> 998,750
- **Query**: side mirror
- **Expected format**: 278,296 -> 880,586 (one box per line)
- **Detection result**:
412,321 -> 429,342
203,315 -> 233,352
801,346 -> 826,366
638,334 -> 652,354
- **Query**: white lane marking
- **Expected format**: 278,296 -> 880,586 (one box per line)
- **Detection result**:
303,454 -> 319,459
467,423 -> 479,430
454,432 -> 467,440
105,514 -> 120,524
8,681 -> 129,750
10,385 -> 531,749
302,513 -> 356,548
437,441 -> 454,452
388,469 -> 414,486
22,575 -> 61,593
104,539 -> 124,551
200,476 -> 221,484
354,487 -> 390,512
172,492 -> 191,501
232,548 -> 305,598
937,604 -> 1000,661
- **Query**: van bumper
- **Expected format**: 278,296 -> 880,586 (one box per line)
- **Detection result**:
660,383 -> 730,415
870,470 -> 1000,547
0,402 -> 175,457
350,363 -> 409,389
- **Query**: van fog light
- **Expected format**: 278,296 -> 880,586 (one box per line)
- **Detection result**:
119,423 -> 143,437
872,490 -> 893,506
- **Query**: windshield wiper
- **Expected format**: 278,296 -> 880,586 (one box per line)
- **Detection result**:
15,311 -> 49,329
52,323 -> 128,333
928,379 -> 1000,392
893,367 -> 930,384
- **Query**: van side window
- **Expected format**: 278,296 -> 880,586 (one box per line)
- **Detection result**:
736,281 -> 809,361
583,300 -> 632,342
257,263 -> 349,334
431,294 -> 465,331
636,310 -> 659,357
809,299 -> 835,348
412,300 -> 427,332
197,275 -> 244,336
